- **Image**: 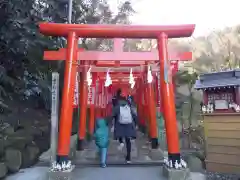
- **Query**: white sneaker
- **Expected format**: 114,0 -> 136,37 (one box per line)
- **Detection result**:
111,126 -> 114,132
126,160 -> 131,164
118,143 -> 124,151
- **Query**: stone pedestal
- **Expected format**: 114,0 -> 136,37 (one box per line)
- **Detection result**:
149,148 -> 164,160
48,170 -> 73,180
162,165 -> 190,180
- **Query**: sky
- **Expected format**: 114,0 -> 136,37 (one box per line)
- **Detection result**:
109,0 -> 240,37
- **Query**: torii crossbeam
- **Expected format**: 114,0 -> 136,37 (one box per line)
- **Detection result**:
44,39 -> 192,73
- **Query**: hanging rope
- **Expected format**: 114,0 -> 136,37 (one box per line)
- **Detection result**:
86,66 -> 92,86
104,69 -> 112,87
147,65 -> 153,83
129,68 -> 135,88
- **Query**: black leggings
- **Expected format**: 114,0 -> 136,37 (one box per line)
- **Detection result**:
119,137 -> 131,161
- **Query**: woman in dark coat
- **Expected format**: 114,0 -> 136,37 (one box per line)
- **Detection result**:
112,89 -> 137,163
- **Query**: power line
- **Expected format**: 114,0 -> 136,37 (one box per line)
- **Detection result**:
68,0 -> 73,23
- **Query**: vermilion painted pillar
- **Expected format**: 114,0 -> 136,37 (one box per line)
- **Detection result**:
103,87 -> 107,117
145,67 -> 158,148
102,86 -> 105,117
137,80 -> 145,127
102,83 -> 106,117
77,61 -> 88,151
143,76 -> 150,137
98,80 -> 103,118
155,73 -> 162,112
106,86 -> 112,116
88,73 -> 97,137
147,78 -> 159,149
139,81 -> 146,128
158,33 -> 180,164
57,32 -> 78,163
100,81 -> 104,117
95,78 -> 101,119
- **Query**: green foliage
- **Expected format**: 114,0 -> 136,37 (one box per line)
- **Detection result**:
174,70 -> 198,124
174,70 -> 198,87
0,0 -> 134,111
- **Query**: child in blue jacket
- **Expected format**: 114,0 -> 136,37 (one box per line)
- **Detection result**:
94,118 -> 109,168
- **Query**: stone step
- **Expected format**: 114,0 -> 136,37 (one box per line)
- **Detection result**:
39,130 -> 164,164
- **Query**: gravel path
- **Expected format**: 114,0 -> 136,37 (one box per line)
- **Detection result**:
5,166 -> 206,180
206,172 -> 240,180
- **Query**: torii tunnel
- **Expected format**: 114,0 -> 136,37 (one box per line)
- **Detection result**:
39,23 -> 195,165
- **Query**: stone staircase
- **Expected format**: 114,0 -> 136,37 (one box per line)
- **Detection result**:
73,130 -> 164,164
37,131 -> 207,180
39,130 -> 164,165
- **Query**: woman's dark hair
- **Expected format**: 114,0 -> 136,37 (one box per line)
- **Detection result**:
112,97 -> 117,106
116,88 -> 122,97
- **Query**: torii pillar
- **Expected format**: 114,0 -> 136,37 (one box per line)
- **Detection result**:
158,33 -> 181,163
88,73 -> 97,138
55,32 -> 78,163
39,23 -> 195,167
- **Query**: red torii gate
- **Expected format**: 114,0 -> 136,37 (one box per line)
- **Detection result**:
44,39 -> 191,149
40,23 -> 195,167
44,38 -> 192,149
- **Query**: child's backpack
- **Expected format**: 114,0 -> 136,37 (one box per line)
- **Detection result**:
94,119 -> 109,148
119,105 -> 133,124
